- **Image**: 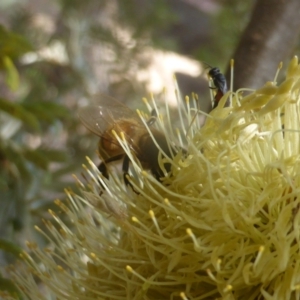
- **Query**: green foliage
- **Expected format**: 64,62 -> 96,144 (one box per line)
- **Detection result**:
0,98 -> 40,131
117,0 -> 175,37
3,56 -> 20,90
22,100 -> 70,124
0,24 -> 32,64
0,277 -> 22,299
0,23 -> 84,272
0,239 -> 23,258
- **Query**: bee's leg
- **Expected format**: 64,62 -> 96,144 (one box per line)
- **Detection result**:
98,154 -> 124,178
122,155 -> 130,185
98,162 -> 109,180
151,168 -> 164,182
152,147 -> 186,182
122,155 -> 139,194
147,108 -> 157,126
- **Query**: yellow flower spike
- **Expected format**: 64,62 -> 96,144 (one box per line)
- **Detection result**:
149,210 -> 162,236
186,228 -> 201,252
56,265 -> 64,272
72,174 -> 85,188
237,84 -> 277,112
25,242 -> 37,250
293,77 -> 300,93
142,97 -> 152,113
277,77 -> 295,94
293,284 -> 300,291
286,56 -> 299,78
253,245 -> 265,270
180,292 -> 189,300
216,258 -> 222,273
246,94 -> 274,110
257,82 -> 278,95
126,265 -> 133,273
90,252 -> 97,260
273,61 -> 283,83
9,57 -> 300,300
47,209 -> 56,217
206,269 -> 218,282
54,199 -> 69,213
258,94 -> 289,116
216,91 -> 231,109
126,265 -> 147,282
86,261 -> 98,276
131,216 -> 140,223
185,95 -> 189,106
223,284 -> 233,293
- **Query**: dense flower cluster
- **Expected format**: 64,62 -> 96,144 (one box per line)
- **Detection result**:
6,57 -> 300,300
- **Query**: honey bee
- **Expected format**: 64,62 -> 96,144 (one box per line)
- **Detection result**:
78,94 -> 174,188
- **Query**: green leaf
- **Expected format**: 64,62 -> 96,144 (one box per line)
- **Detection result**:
1,143 -> 32,181
0,98 -> 40,132
22,101 -> 70,123
0,239 -> 23,257
52,162 -> 81,178
0,24 -> 33,65
3,56 -> 19,91
22,148 -> 68,170
37,148 -> 68,162
0,277 -> 22,299
22,148 -> 49,170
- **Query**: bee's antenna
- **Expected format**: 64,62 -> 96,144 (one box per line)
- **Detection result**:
201,61 -> 213,70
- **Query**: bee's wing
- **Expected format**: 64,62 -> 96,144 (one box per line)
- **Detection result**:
78,94 -> 142,136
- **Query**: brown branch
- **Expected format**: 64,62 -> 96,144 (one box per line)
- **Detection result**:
226,0 -> 300,90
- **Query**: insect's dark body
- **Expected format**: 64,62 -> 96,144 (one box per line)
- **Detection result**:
208,67 -> 229,108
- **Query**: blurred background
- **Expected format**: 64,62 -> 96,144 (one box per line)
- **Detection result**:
1,0 -> 300,279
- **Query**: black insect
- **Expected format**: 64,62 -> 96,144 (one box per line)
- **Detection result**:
204,64 -> 229,109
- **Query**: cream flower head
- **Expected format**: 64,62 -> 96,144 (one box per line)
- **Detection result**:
7,57 -> 300,300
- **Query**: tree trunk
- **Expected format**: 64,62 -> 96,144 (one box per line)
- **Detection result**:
226,0 -> 300,90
